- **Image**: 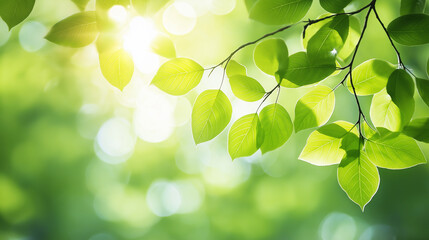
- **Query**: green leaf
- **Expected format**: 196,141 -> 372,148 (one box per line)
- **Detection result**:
245,0 -> 259,11
365,128 -> 427,169
96,31 -> 123,53
299,121 -> 358,166
192,90 -> 232,144
307,25 -> 343,64
132,0 -> 170,16
253,38 -> 288,76
72,0 -> 90,11
151,58 -> 204,96
302,14 -> 332,48
150,35 -> 176,59
259,104 -> 293,153
228,114 -> 264,160
387,14 -> 429,46
403,118 -> 429,143
280,52 -> 336,88
370,90 -> 402,132
427,58 -> 429,76
45,12 -> 99,48
338,16 -> 361,60
229,75 -> 265,102
294,86 -> 335,132
249,0 -> 313,25
99,49 -> 134,91
338,150 -> 379,211
400,0 -> 426,15
226,60 -> 247,78
386,69 -> 415,126
320,0 -> 352,13
0,0 -> 35,30
347,59 -> 395,95
416,78 -> 429,107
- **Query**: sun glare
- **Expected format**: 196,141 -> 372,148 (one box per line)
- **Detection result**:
108,5 -> 128,24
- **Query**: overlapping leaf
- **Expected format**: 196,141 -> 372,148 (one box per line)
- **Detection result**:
253,38 -> 288,75
229,75 -> 265,102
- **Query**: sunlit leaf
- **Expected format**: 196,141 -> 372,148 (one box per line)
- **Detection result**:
347,59 -> 395,95
370,90 -> 402,132
259,104 -> 293,153
228,114 -> 264,160
253,38 -> 288,76
132,0 -> 170,16
303,14 -> 332,48
46,12 -> 99,48
72,0 -> 90,11
307,25 -> 343,64
403,118 -> 429,143
96,31 -> 123,53
416,77 -> 429,107
299,121 -> 358,166
229,75 -> 265,102
400,0 -> 426,15
338,150 -> 379,211
151,58 -> 204,96
365,128 -> 427,169
280,52 -> 336,88
294,86 -> 335,132
320,0 -> 352,13
387,14 -> 429,46
338,16 -> 361,60
192,90 -> 232,144
386,69 -> 415,126
99,49 -> 134,91
0,0 -> 35,30
249,0 -> 313,25
151,35 -> 176,59
226,60 -> 247,78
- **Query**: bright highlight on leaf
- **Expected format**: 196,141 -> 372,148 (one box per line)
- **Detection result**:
299,121 -> 357,166
45,11 -> 99,48
152,58 -> 204,96
370,90 -> 402,132
347,59 -> 395,96
99,49 -> 134,91
259,104 -> 293,153
365,128 -> 427,169
229,75 -> 265,102
192,90 -> 232,144
0,0 -> 35,30
150,35 -> 176,59
228,114 -> 264,160
294,86 -> 335,132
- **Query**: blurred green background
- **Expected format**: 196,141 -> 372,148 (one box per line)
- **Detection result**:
1,0 -> 429,239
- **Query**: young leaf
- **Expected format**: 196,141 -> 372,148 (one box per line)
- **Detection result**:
416,78 -> 429,107
347,59 -> 395,95
0,0 -> 35,30
45,12 -> 98,48
280,52 -> 336,88
403,118 -> 429,143
259,104 -> 293,153
99,49 -> 134,91
249,0 -> 312,25
299,121 -> 358,166
370,90 -> 402,132
228,114 -> 264,160
151,35 -> 176,59
229,75 -> 265,102
151,58 -> 204,96
307,26 -> 343,64
253,38 -> 288,76
338,16 -> 361,61
320,0 -> 352,13
72,0 -> 90,11
294,86 -> 335,132
192,90 -> 232,144
302,13 -> 332,48
338,150 -> 380,211
400,0 -> 426,15
387,14 -> 429,46
365,128 -> 427,169
226,60 -> 247,78
386,69 -> 415,126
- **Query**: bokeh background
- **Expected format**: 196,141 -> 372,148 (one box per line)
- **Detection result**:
1,0 -> 429,239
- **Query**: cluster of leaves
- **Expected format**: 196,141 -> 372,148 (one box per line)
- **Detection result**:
2,0 -> 429,210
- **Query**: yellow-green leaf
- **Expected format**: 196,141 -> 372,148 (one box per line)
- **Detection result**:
260,104 -> 293,153
229,75 -> 265,102
228,114 -> 264,160
99,49 -> 134,91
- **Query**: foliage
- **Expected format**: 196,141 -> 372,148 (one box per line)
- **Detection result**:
1,0 -> 428,211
